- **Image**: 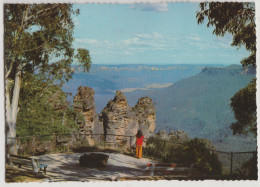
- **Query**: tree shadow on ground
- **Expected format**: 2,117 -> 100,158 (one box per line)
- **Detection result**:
36,152 -> 150,181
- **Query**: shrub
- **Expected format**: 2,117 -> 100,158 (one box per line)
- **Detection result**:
233,155 -> 257,179
144,136 -> 222,175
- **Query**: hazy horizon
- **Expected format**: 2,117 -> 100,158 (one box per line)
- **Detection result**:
83,63 -> 240,66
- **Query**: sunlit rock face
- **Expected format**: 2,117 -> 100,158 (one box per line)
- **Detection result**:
74,88 -> 156,148
100,91 -> 137,147
101,91 -> 156,148
133,97 -> 156,137
73,86 -> 103,145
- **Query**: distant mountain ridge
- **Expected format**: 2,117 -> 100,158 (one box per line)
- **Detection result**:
151,65 -> 254,133
125,65 -> 256,151
63,64 -> 206,111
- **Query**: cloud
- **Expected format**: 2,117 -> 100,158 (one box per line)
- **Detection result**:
74,32 -> 239,60
121,32 -> 167,51
183,34 -> 222,50
130,3 -> 168,12
135,32 -> 164,39
74,38 -> 117,55
75,32 -> 169,56
185,34 -> 201,41
75,38 -> 110,45
183,34 -> 236,52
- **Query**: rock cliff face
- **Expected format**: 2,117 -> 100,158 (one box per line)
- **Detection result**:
74,87 -> 156,148
133,97 -> 156,137
100,91 -> 156,148
101,91 -> 138,147
73,86 -> 103,145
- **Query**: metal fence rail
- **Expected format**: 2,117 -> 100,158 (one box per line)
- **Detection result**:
6,133 -> 136,156
150,138 -> 257,176
6,133 -> 257,176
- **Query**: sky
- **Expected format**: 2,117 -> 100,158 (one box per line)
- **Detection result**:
72,3 -> 250,65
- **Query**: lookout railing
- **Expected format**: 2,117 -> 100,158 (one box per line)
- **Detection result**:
6,133 -> 257,177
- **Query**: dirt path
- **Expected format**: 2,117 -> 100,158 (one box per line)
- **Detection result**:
36,152 -> 154,181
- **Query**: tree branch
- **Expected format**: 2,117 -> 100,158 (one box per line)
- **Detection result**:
5,79 -> 12,125
22,41 -> 46,52
11,63 -> 22,126
14,5 -> 29,45
5,58 -> 15,79
23,4 -> 59,28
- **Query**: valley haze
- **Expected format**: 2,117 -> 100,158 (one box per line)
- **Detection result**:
63,63 -> 256,152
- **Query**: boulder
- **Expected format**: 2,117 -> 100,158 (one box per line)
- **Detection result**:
79,153 -> 109,167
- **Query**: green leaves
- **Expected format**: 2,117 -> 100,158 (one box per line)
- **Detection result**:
4,4 -> 91,154
196,2 -> 256,67
75,48 -> 92,72
230,79 -> 256,136
197,2 -> 256,137
144,136 -> 222,174
17,74 -> 79,139
4,4 -> 91,83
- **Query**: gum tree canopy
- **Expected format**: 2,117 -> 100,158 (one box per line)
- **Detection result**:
4,4 -> 91,154
196,2 -> 256,136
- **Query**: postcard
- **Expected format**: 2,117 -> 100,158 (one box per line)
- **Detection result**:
2,0 -> 258,186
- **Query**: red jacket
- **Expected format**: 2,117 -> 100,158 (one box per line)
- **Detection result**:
136,135 -> 144,145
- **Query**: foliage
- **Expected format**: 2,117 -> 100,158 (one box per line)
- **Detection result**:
4,4 -> 91,154
16,74 -> 80,140
144,136 -> 222,174
196,2 -> 255,68
4,4 -> 91,82
144,136 -> 166,159
196,2 -> 256,137
233,154 -> 257,179
230,79 -> 256,136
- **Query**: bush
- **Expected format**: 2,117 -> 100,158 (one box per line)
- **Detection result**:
16,75 -> 80,142
233,155 -> 257,179
144,136 -> 222,175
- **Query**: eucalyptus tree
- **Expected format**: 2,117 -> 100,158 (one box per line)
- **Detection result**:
196,2 -> 256,136
4,4 -> 91,154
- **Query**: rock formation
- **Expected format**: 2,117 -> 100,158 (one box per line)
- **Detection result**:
100,91 -> 156,148
73,86 -> 103,145
73,87 -> 156,149
133,97 -> 156,137
100,91 -> 138,147
155,130 -> 189,142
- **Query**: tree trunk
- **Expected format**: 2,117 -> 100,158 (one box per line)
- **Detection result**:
6,64 -> 22,155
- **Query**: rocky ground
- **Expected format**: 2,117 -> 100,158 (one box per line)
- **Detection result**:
32,152 -> 154,182
6,152 -> 229,182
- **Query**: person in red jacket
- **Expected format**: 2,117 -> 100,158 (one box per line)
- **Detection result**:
136,130 -> 144,159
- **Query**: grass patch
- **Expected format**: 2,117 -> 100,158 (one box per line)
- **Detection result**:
5,166 -> 48,183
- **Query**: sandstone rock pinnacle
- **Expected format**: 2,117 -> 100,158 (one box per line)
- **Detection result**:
73,86 -> 103,145
73,87 -> 156,149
